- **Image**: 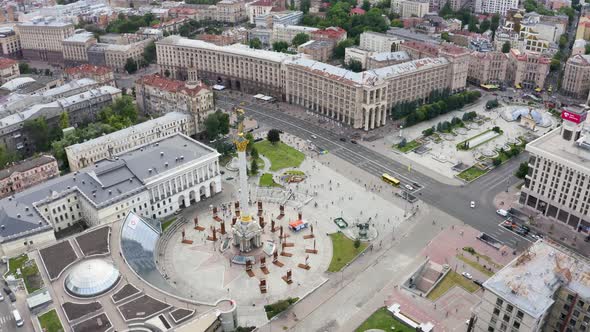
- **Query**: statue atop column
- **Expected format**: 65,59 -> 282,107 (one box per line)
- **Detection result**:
231,108 -> 262,252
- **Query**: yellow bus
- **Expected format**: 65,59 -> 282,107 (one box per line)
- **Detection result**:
382,173 -> 400,186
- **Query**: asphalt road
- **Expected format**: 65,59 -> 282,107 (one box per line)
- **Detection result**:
216,94 -> 531,251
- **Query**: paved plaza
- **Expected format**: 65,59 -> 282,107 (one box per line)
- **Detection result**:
159,139 -> 409,326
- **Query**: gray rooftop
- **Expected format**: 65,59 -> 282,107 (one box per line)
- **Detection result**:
0,134 -> 218,243
527,123 -> 590,171
483,240 -> 590,319
369,51 -> 410,62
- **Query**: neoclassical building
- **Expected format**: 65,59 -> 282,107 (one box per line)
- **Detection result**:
156,36 -> 456,131
0,133 -> 221,257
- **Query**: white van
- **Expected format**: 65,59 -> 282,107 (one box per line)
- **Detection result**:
496,209 -> 508,217
12,309 -> 23,327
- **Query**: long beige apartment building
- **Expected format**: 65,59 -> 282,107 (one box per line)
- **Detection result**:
156,36 -> 455,131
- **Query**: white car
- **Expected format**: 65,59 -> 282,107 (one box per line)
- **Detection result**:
311,135 -> 317,139
470,201 -> 475,208
405,184 -> 413,191
462,272 -> 473,280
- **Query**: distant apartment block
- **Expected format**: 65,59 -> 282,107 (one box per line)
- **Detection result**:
16,19 -> 75,63
561,54 -> 590,99
0,57 -> 19,84
64,64 -> 115,87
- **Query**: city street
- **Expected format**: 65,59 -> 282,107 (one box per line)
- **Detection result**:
216,94 -> 531,251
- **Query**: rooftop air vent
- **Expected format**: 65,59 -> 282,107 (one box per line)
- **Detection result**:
16,214 -> 20,218
148,168 -> 152,173
180,155 -> 184,160
165,162 -> 168,167
25,207 -> 29,211
1,225 -> 5,229
108,190 -> 112,195
160,152 -> 164,157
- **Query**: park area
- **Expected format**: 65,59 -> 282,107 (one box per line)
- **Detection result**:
327,232 -> 367,272
254,140 -> 304,171
355,307 -> 414,332
38,309 -> 64,332
8,254 -> 43,293
259,173 -> 282,187
457,165 -> 488,182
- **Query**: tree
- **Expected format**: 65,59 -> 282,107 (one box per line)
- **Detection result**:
345,59 -> 363,72
204,113 -> 220,140
468,17 -> 478,32
164,69 -> 171,78
272,41 -> 289,53
143,41 -> 157,64
550,58 -> 561,71
18,63 -> 31,74
492,126 -> 501,133
441,31 -> 450,42
334,38 -> 356,59
251,147 -> 259,160
361,0 -> 371,11
491,14 -> 500,32
486,99 -> 499,109
479,20 -> 490,33
501,41 -> 511,53
391,19 -> 403,28
291,33 -> 310,47
250,158 -> 259,175
300,0 -> 311,13
267,129 -> 281,144
249,38 -> 262,49
0,145 -> 18,169
354,238 -> 361,249
493,158 -> 502,166
397,138 -> 407,148
585,44 -> 590,55
124,58 -> 138,74
59,112 -> 70,129
559,34 -> 568,49
23,117 -> 50,151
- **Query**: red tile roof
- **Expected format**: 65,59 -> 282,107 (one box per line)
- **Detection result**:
137,74 -> 210,97
64,64 -> 112,76
402,41 -> 470,57
0,57 -> 17,70
312,27 -> 346,40
350,7 -> 365,15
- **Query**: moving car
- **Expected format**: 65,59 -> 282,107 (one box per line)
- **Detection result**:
405,184 -> 413,191
496,209 -> 509,217
339,137 -> 346,142
351,140 -> 358,144
462,272 -> 473,280
470,201 -> 475,208
13,309 -> 23,327
311,135 -> 317,139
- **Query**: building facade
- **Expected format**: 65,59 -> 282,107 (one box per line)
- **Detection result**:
271,24 -> 318,43
297,40 -> 333,62
0,133 -> 221,257
474,0 -> 518,15
561,54 -> 590,99
468,51 -> 508,85
66,112 -> 196,171
135,74 -> 214,132
0,28 -> 21,58
156,35 -> 295,98
474,240 -> 590,332
62,31 -> 97,65
0,57 -> 19,84
104,39 -> 152,71
0,155 -> 59,199
16,19 -> 75,63
399,0 -> 430,18
506,49 -> 551,89
64,64 -> 116,86
0,82 -> 121,155
359,31 -> 403,53
520,107 -> 590,233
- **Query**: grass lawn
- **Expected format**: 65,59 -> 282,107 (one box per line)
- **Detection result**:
38,309 -> 64,332
457,255 -> 494,277
259,173 -> 282,187
254,140 -> 304,172
457,166 -> 488,182
462,247 -> 503,269
8,254 -> 28,275
355,307 -> 414,332
8,254 -> 43,293
161,217 -> 177,232
427,270 -> 480,301
284,170 -> 305,176
394,140 -> 422,153
327,232 -> 367,272
264,297 -> 299,319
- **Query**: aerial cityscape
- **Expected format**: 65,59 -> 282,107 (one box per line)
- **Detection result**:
0,0 -> 589,331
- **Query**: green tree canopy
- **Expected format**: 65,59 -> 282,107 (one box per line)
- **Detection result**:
272,41 -> 289,52
59,112 -> 70,129
501,41 -> 511,53
249,38 -> 262,49
345,59 -> 363,72
292,33 -> 310,47
334,38 -> 356,58
125,58 -> 138,74
143,41 -> 157,64
267,129 -> 281,144
23,117 -> 50,151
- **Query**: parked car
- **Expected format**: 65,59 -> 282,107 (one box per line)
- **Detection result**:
3,287 -> 11,295
405,184 -> 413,191
8,292 -> 15,302
462,272 -> 473,280
470,201 -> 475,208
339,137 -> 346,142
351,140 -> 358,144
311,135 -> 317,139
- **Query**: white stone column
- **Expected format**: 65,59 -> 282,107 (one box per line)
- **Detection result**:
364,109 -> 369,131
237,150 -> 249,215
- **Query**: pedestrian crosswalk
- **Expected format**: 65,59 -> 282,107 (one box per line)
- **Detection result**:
0,314 -> 14,326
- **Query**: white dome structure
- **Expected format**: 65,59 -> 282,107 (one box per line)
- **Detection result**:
64,259 -> 120,298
